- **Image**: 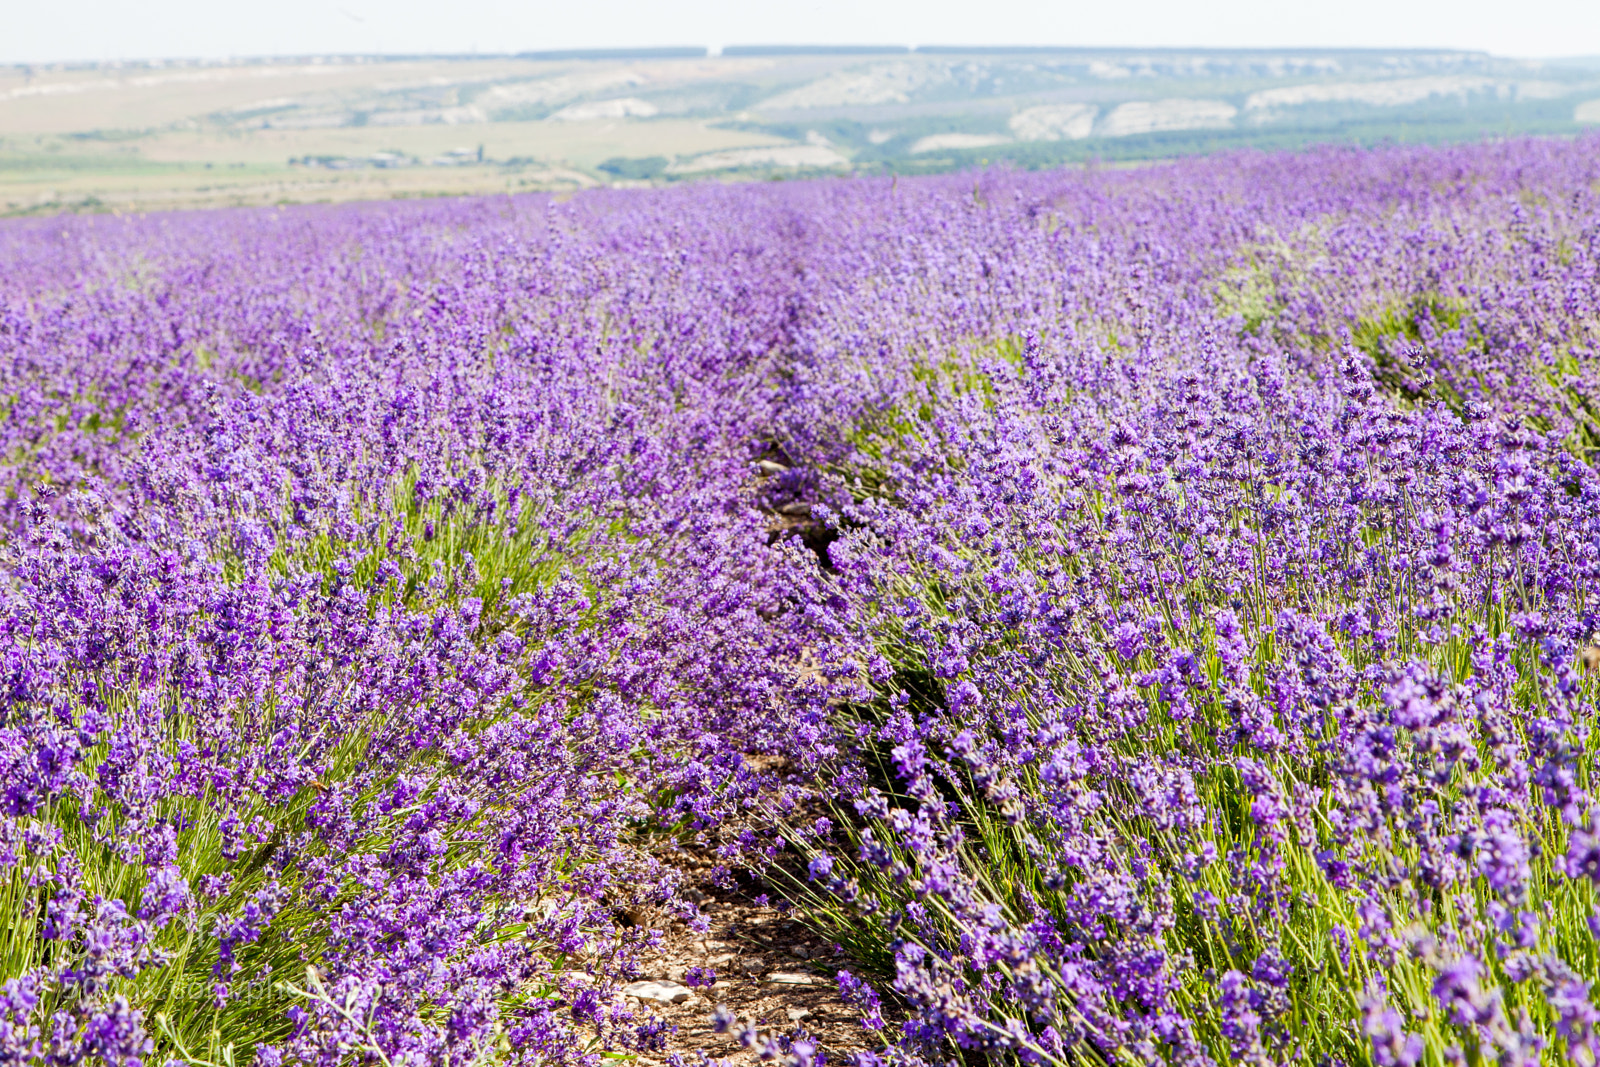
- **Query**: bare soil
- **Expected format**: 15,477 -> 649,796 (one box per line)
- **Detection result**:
623,873 -> 884,1067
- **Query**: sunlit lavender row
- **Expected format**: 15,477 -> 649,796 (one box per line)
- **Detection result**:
2,135 -> 1599,1067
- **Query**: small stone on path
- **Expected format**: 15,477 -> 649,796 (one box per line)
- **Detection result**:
764,972 -> 817,986
624,980 -> 693,1005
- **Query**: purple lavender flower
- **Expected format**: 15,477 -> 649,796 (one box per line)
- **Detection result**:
835,970 -> 885,1030
1363,1000 -> 1425,1067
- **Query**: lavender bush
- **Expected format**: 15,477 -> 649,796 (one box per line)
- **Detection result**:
1,135 -> 1599,1066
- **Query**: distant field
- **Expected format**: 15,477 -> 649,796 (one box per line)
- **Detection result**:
0,116 -> 786,213
3,48 -> 1599,213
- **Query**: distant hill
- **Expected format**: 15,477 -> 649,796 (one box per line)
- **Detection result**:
3,47 -> 1598,213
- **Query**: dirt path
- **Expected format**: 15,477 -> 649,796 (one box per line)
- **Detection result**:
623,873 -> 883,1067
620,481 -> 876,1064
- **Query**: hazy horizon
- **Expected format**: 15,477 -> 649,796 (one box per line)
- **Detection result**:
8,0 -> 1600,66
10,44 -> 1600,68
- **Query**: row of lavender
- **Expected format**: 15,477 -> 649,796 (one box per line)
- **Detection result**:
775,140 -> 1600,1066
0,195 -> 832,1065
1,135 -> 1598,1065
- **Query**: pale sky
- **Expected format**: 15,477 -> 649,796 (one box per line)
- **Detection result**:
5,0 -> 1598,65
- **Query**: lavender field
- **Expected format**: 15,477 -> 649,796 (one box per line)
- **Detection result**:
3,134 -> 1600,1067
